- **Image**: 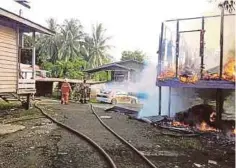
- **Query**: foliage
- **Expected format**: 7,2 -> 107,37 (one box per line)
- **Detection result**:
23,18 -> 113,80
121,50 -> 147,62
42,58 -> 86,79
219,0 -> 235,12
209,0 -> 235,12
82,23 -> 113,68
58,19 -> 84,61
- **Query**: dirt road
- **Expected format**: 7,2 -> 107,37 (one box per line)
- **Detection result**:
0,101 -> 235,168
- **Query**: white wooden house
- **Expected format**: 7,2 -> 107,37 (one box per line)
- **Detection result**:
0,7 -> 54,108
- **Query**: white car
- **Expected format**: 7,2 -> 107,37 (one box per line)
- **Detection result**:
96,90 -> 138,104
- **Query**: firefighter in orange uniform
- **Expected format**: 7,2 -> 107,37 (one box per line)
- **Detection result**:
61,78 -> 72,105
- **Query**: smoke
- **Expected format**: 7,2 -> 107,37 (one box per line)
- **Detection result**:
99,60 -> 198,118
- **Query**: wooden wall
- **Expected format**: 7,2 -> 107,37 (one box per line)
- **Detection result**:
0,25 -> 18,93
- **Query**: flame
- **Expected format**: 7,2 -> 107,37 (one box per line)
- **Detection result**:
172,121 -> 189,127
233,129 -> 236,135
197,121 -> 217,132
179,75 -> 198,84
158,68 -> 175,80
223,57 -> 235,81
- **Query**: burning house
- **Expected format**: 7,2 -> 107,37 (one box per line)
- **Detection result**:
155,12 -> 235,138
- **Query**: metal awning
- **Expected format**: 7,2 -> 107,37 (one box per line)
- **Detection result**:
84,63 -> 133,73
0,7 -> 54,35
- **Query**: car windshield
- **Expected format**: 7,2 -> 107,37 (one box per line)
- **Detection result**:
116,91 -> 127,95
100,90 -> 112,94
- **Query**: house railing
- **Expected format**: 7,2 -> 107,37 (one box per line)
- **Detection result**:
17,69 -> 36,94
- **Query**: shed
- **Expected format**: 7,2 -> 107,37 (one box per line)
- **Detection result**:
0,7 -> 54,108
84,60 -> 144,82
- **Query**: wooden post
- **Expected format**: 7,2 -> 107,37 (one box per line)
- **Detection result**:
127,71 -> 130,82
219,6 -> 224,79
216,89 -> 224,125
158,86 -> 162,115
175,20 -> 179,78
200,17 -> 205,79
26,94 -> 31,110
168,87 -> 171,117
157,22 -> 164,116
32,31 -> 36,80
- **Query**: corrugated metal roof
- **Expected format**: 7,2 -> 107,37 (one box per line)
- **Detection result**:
84,60 -> 143,73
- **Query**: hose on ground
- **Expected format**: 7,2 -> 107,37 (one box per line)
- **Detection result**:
34,101 -> 117,168
90,104 -> 158,168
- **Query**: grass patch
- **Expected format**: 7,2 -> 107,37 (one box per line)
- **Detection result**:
0,101 -> 21,110
89,98 -> 98,103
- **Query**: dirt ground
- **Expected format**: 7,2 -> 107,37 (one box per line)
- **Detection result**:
0,101 -> 235,168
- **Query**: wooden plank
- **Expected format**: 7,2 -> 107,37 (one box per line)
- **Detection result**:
0,59 -> 17,66
18,84 -> 35,89
0,76 -> 17,81
0,85 -> 16,89
0,43 -> 17,50
0,55 -> 18,62
0,67 -> 17,73
0,80 -> 17,85
0,28 -> 16,38
0,47 -> 17,54
0,25 -> 16,34
0,34 -> 16,41
0,63 -> 17,70
18,79 -> 35,83
0,72 -> 17,77
0,38 -> 16,45
17,89 -> 36,94
0,50 -> 18,57
0,88 -> 16,93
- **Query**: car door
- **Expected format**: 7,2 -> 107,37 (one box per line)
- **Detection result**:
117,91 -> 130,103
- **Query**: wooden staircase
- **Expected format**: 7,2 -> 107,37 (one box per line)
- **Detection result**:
0,93 -> 25,103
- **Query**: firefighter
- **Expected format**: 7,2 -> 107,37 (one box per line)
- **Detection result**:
79,79 -> 87,104
61,78 -> 72,105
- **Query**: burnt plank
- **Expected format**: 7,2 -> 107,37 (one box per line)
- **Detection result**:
156,79 -> 235,89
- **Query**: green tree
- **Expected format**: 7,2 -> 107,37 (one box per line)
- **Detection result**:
209,0 -> 235,12
37,18 -> 61,63
121,50 -> 147,62
83,23 -> 112,68
58,19 -> 84,61
42,58 -> 86,79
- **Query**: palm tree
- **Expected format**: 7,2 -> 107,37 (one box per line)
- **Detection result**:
83,23 -> 112,68
36,18 -> 61,63
58,19 -> 84,62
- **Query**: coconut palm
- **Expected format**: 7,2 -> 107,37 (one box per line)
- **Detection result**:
36,18 -> 61,63
83,23 -> 112,68
58,19 -> 84,62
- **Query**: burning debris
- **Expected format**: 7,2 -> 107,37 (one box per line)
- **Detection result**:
203,56 -> 235,82
179,66 -> 199,84
157,52 -> 235,83
149,104 -> 235,145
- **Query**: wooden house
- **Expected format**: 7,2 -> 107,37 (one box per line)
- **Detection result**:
0,7 -> 54,108
84,60 -> 145,82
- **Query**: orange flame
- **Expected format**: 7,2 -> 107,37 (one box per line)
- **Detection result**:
179,75 -> 199,84
233,129 -> 236,135
158,68 -> 175,80
223,57 -> 235,82
172,121 -> 189,127
197,121 -> 217,132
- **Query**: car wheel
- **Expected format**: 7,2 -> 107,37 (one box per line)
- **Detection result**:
131,99 -> 136,104
111,99 -> 117,105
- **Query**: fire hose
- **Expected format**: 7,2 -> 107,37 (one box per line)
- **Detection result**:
90,104 -> 158,168
35,101 -> 157,168
34,101 -> 117,168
